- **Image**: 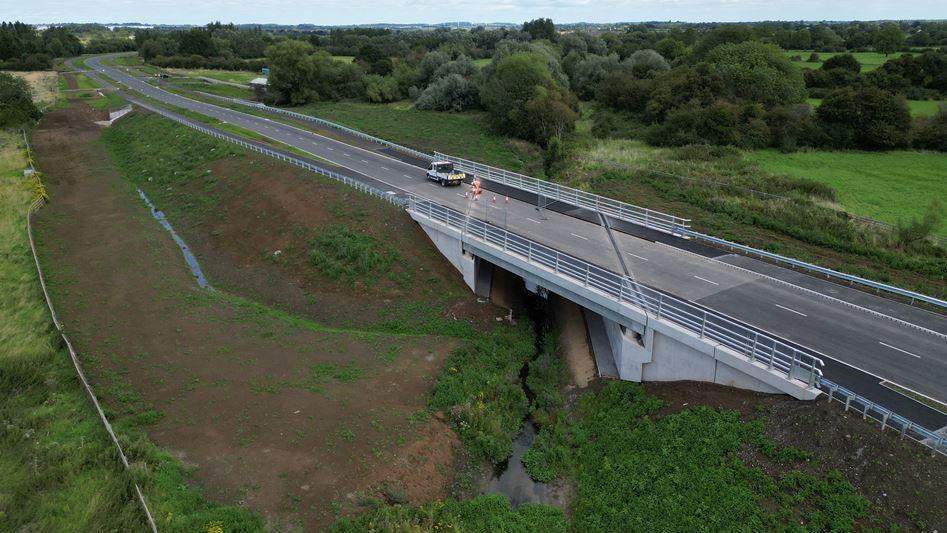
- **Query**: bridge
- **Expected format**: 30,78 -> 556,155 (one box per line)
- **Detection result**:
80,54 -> 947,444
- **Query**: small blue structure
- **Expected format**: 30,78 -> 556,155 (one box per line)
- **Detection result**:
261,67 -> 270,75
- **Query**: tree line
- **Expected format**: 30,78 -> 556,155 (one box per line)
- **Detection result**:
0,21 -> 133,69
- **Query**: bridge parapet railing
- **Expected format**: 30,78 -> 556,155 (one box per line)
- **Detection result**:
819,379 -> 946,456
436,152 -> 691,236
407,195 -> 822,388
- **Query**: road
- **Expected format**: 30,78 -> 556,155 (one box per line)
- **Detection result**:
82,54 -> 947,428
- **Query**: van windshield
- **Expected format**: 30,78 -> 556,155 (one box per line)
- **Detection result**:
435,162 -> 454,173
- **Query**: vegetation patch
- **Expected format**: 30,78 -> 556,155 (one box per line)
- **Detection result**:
524,382 -> 872,532
429,321 -> 535,463
309,223 -> 405,287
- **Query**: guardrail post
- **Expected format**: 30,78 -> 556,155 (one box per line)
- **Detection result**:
881,411 -> 890,431
827,384 -> 836,403
844,395 -> 852,412
699,312 -> 706,338
655,295 -> 663,320
807,361 -> 816,388
584,264 -> 590,287
862,402 -> 871,420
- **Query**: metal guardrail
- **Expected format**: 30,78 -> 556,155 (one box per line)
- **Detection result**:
437,152 -> 692,236
407,195 -> 823,388
682,229 -> 947,311
195,92 -> 435,163
820,378 -> 946,456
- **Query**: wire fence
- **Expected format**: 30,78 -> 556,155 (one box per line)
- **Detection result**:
22,133 -> 159,531
819,378 -> 946,456
407,194 -> 824,388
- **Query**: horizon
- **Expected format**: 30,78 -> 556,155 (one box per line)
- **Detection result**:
9,0 -> 947,27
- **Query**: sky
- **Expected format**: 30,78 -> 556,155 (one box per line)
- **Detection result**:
4,0 -> 946,26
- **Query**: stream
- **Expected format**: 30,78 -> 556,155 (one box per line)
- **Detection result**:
484,291 -> 569,508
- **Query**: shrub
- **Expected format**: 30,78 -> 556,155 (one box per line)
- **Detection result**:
0,72 -> 41,127
363,74 -> 401,103
808,52 -> 820,62
913,107 -> 947,151
414,73 -> 478,111
817,87 -> 911,150
821,53 -> 861,73
624,49 -> 670,78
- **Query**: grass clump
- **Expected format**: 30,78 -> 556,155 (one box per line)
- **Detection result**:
309,224 -> 397,286
429,321 -> 535,463
331,494 -> 566,533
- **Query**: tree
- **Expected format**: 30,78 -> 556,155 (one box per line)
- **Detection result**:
654,37 -> 686,62
522,18 -> 556,42
624,49 -> 670,78
913,106 -> 947,151
364,74 -> 401,103
265,40 -> 316,105
817,87 -> 911,150
691,25 -> 754,60
570,54 -> 621,99
524,86 -> 579,144
821,53 -> 861,73
706,41 -> 806,106
0,72 -> 41,127
481,52 -> 559,140
875,23 -> 905,55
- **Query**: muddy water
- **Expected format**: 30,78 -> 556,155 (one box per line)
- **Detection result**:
485,291 -> 569,508
485,420 -> 568,507
138,188 -> 213,289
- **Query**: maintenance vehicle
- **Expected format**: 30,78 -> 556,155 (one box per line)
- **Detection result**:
426,161 -> 465,186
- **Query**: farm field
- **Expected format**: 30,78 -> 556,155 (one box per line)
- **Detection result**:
5,71 -> 58,106
784,50 -> 906,71
748,148 -> 947,237
807,97 -> 944,117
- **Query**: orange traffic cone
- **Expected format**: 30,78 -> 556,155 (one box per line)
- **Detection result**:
505,196 -> 509,204
464,190 -> 469,199
491,195 -> 497,203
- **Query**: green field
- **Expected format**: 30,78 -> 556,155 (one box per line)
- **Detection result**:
73,73 -> 100,90
807,97 -> 944,117
472,58 -> 491,68
166,68 -> 259,84
749,148 -> 947,237
331,55 -> 355,63
785,50 -> 905,71
293,100 -> 541,172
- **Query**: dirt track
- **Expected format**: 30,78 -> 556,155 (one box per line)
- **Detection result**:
31,104 -> 469,529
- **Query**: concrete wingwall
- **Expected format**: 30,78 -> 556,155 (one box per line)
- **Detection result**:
410,211 -> 820,400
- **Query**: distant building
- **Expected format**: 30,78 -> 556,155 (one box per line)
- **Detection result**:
249,77 -> 268,87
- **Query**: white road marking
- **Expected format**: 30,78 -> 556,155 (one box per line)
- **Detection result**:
360,159 -> 369,163
526,218 -> 542,224
878,341 -> 921,359
626,252 -> 649,261
570,233 -> 589,241
343,152 -> 351,157
489,204 -> 501,210
403,174 -> 413,179
693,275 -> 719,286
379,166 -> 390,170
326,146 -> 334,151
774,304 -> 807,317
457,193 -> 466,198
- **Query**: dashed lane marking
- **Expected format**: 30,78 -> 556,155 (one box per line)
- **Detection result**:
774,304 -> 808,318
878,341 -> 921,359
693,275 -> 719,286
626,252 -> 649,261
570,233 -> 589,241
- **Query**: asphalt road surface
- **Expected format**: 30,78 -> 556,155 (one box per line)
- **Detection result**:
83,54 -> 947,429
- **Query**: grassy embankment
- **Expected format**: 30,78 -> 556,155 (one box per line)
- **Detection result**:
0,129 -> 151,530
100,110 -> 556,527
166,68 -> 258,84
293,100 -> 543,173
